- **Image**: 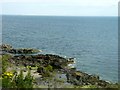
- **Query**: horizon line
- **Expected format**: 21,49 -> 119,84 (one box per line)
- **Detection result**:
1,14 -> 118,17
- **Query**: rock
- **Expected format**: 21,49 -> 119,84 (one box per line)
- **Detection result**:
97,80 -> 109,87
34,54 -> 68,69
9,48 -> 40,54
37,66 -> 46,74
0,44 -> 12,51
2,45 -> 112,88
9,49 -> 16,53
65,70 -> 109,87
67,58 -> 75,64
1,44 -> 41,54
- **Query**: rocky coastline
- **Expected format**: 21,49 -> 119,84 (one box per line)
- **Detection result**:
1,44 -> 41,54
0,44 -> 118,88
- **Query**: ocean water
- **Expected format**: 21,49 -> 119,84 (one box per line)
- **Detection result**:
2,15 -> 118,82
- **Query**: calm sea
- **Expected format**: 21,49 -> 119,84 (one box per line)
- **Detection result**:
2,15 -> 118,83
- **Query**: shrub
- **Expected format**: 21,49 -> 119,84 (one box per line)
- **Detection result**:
2,72 -> 14,79
2,54 -> 11,73
2,69 -> 34,88
42,71 -> 51,77
37,65 -> 53,77
2,77 -> 15,88
45,65 -> 53,72
41,65 -> 53,77
24,69 -> 34,88
15,70 -> 24,88
2,72 -> 15,88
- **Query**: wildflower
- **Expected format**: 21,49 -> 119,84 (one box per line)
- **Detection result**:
2,72 -> 14,79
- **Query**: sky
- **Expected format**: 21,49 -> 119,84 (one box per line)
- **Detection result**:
1,0 -> 119,16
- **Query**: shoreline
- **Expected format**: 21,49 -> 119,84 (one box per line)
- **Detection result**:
0,44 -> 118,88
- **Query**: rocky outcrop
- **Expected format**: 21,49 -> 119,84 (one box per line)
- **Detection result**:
66,70 -> 110,87
8,53 -> 111,87
8,48 -> 40,54
9,54 -> 69,69
0,44 -> 12,50
2,44 -> 114,88
0,44 -> 41,54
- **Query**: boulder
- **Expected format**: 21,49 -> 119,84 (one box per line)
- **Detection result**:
0,44 -> 12,51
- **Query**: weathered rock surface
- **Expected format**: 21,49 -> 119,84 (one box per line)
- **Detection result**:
0,44 -> 12,50
7,54 -> 111,87
9,54 -> 69,69
0,44 -> 41,54
2,44 -> 115,88
66,70 -> 110,87
8,48 -> 40,54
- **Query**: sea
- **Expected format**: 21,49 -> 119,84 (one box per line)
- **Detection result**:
2,15 -> 118,83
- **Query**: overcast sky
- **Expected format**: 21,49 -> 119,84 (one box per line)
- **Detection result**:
1,0 -> 119,16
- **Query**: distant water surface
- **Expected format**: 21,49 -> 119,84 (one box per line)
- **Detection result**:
2,15 -> 118,82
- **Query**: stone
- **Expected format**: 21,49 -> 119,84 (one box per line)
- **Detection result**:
0,44 -> 12,51
37,66 -> 46,74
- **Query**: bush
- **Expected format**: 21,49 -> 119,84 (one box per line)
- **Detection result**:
42,71 -> 51,77
24,69 -> 34,88
2,54 -> 11,73
42,65 -> 53,77
2,72 -> 16,88
2,72 -> 14,79
37,65 -> 53,77
15,70 -> 24,88
45,65 -> 53,72
2,77 -> 15,88
2,69 -> 34,88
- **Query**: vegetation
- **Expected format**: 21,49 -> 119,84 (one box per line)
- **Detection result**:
45,65 -> 53,72
2,54 -> 11,73
80,85 -> 98,88
0,44 -> 119,89
2,72 -> 15,88
106,83 -> 119,88
23,69 -> 34,88
2,69 -> 34,88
